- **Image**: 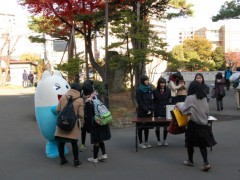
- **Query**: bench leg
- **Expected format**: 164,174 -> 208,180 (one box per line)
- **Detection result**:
136,126 -> 138,152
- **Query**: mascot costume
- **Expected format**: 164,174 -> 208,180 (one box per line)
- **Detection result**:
35,70 -> 70,158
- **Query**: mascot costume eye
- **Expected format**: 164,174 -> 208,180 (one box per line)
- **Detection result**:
35,70 -> 69,158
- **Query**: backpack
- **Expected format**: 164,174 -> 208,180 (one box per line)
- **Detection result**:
92,96 -> 112,126
57,96 -> 79,131
233,76 -> 240,88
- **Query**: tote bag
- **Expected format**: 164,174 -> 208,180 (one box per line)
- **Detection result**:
170,109 -> 188,127
167,119 -> 186,135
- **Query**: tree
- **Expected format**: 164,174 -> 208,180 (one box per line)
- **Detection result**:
19,0 -> 193,90
225,51 -> 240,69
212,0 -> 240,22
183,36 -> 213,61
170,45 -> 185,71
19,0 -> 106,82
0,33 -> 20,86
211,47 -> 226,70
20,53 -> 41,63
57,56 -> 85,83
169,37 -> 218,71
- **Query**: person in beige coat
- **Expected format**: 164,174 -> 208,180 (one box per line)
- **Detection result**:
168,72 -> 183,104
55,83 -> 84,167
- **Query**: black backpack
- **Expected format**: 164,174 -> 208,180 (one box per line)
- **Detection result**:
233,76 -> 240,88
57,96 -> 79,131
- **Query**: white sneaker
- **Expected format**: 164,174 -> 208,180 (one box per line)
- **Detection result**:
87,157 -> 98,163
162,141 -> 168,146
98,154 -> 108,161
138,143 -> 147,149
157,141 -> 162,146
144,142 -> 152,148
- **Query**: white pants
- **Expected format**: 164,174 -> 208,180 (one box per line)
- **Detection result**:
235,90 -> 240,108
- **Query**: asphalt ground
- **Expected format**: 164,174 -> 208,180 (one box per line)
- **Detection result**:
0,87 -> 239,180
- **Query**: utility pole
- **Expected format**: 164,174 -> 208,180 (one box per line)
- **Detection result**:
105,0 -> 109,107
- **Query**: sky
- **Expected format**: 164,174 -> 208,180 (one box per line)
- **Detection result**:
186,0 -> 228,26
0,0 -> 228,20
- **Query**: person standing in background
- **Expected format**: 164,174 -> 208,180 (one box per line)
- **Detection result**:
22,70 -> 28,88
229,67 -> 240,110
168,72 -> 183,105
214,72 -> 225,111
136,75 -> 153,149
176,75 -> 187,103
194,73 -> 210,102
153,77 -> 171,146
224,67 -> 232,90
28,71 -> 34,87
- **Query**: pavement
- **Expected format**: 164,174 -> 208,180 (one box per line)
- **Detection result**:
0,86 -> 239,180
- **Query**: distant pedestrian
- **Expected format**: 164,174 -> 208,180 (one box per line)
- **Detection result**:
214,72 -> 225,111
229,67 -> 240,110
153,77 -> 171,146
168,72 -> 183,104
28,71 -> 34,87
224,67 -> 232,90
176,81 -> 217,172
83,82 -> 111,163
194,73 -> 210,102
22,70 -> 28,88
136,75 -> 153,149
55,83 -> 84,168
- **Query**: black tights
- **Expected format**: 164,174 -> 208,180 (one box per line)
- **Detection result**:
155,127 -> 168,141
187,146 -> 208,164
138,129 -> 149,144
58,141 -> 79,161
93,141 -> 106,159
81,129 -> 87,145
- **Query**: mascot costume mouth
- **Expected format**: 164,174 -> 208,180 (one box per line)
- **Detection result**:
35,70 -> 70,158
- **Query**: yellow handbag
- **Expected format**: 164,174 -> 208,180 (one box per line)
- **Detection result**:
170,109 -> 189,127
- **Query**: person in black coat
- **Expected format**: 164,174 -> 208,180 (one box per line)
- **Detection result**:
79,80 -> 93,152
194,73 -> 210,102
214,72 -> 225,111
136,75 -> 153,149
83,81 -> 111,163
153,77 -> 171,146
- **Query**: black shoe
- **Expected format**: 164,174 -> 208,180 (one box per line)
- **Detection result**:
221,107 -> 223,110
60,159 -> 68,166
74,160 -> 82,168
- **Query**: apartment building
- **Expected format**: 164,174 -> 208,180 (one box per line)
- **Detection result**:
220,20 -> 240,53
195,26 -> 222,49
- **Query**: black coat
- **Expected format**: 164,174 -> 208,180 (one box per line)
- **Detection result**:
84,100 -> 111,144
136,87 -> 153,117
215,79 -> 225,99
202,84 -> 210,102
153,88 -> 171,117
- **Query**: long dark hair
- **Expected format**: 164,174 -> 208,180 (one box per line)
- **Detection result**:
187,81 -> 206,100
156,77 -> 167,91
194,73 -> 205,85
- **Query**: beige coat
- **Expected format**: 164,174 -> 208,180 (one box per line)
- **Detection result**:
55,89 -> 84,140
169,81 -> 182,97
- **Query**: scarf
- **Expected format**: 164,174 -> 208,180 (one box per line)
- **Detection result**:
139,83 -> 150,92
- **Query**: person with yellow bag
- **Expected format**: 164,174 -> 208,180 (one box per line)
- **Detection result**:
176,81 -> 217,172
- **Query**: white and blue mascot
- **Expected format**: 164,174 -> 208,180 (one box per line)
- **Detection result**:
35,70 -> 69,158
